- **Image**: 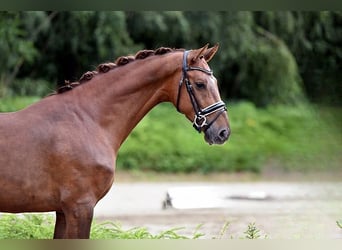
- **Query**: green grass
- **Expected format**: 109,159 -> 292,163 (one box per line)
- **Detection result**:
0,96 -> 40,112
90,221 -> 204,239
0,214 -> 199,239
337,220 -> 342,230
0,214 -> 265,239
0,214 -> 54,239
1,96 -> 341,173
0,214 -> 200,239
118,101 -> 342,173
244,222 -> 263,239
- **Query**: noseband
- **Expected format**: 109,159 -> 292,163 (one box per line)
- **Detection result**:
176,50 -> 227,133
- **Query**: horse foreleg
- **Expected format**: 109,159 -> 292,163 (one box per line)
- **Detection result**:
63,203 -> 94,239
53,211 -> 67,239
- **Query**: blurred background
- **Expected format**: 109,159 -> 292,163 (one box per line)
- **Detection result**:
1,11 -> 340,176
0,11 -> 341,239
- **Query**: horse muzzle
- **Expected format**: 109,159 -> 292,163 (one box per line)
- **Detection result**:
204,125 -> 230,145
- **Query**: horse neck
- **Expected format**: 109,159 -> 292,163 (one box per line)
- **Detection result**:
70,52 -> 181,151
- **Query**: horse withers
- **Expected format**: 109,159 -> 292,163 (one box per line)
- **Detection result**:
0,44 -> 230,238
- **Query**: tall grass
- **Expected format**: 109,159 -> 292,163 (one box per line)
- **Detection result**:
90,221 -> 204,239
0,214 -> 54,239
337,220 -> 342,230
0,214 -> 266,239
0,214 -> 201,239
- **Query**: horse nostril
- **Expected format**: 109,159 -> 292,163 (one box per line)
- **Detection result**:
219,128 -> 230,140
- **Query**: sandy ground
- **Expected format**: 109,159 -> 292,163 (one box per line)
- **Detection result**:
94,180 -> 342,239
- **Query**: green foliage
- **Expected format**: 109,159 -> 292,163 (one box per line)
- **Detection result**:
212,221 -> 230,239
0,12 -> 38,96
183,11 -> 223,47
91,221 -> 204,239
0,96 -> 40,112
0,214 -> 203,239
0,12 -> 38,69
337,220 -> 342,230
127,11 -> 191,48
6,78 -> 53,97
0,214 -> 54,239
239,27 -> 304,107
1,11 -> 340,105
118,101 -> 342,173
0,214 -> 268,239
254,11 -> 342,104
26,11 -> 141,85
244,222 -> 261,239
181,11 -> 306,107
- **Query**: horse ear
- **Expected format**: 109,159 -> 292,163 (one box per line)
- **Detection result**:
204,43 -> 219,62
191,43 -> 209,63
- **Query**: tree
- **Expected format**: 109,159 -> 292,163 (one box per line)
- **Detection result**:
1,11 -> 340,106
21,11 -> 140,86
0,12 -> 38,96
198,12 -> 304,106
254,11 -> 342,104
126,11 -> 191,48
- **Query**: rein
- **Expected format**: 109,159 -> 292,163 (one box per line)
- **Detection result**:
176,50 -> 227,133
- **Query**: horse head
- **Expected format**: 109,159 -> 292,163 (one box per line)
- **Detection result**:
175,44 -> 230,145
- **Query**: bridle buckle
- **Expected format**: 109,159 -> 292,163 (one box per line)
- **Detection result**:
193,115 -> 207,132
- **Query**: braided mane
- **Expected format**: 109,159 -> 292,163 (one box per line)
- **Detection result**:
56,47 -> 182,94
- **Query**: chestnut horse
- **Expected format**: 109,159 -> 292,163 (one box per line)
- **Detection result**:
0,44 -> 230,238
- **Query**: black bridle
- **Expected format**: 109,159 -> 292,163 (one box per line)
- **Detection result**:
176,50 -> 227,133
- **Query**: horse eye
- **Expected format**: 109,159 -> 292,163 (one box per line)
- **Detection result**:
195,82 -> 206,89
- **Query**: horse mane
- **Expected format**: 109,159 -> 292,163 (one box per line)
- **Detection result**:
56,47 -> 183,94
